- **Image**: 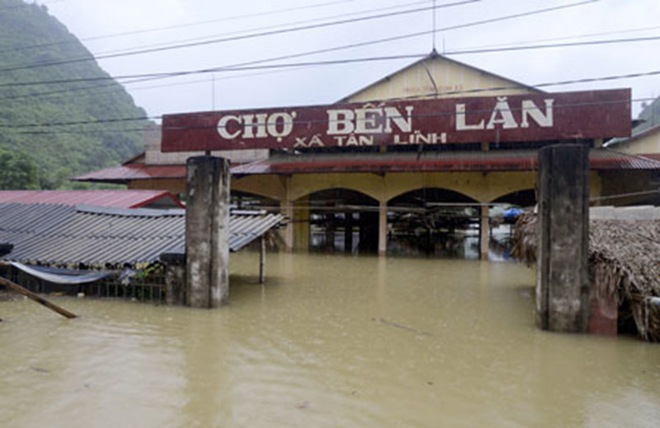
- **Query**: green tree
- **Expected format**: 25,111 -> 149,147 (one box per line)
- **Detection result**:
0,0 -> 152,189
0,148 -> 40,189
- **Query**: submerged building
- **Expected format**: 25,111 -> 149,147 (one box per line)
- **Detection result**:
74,52 -> 660,258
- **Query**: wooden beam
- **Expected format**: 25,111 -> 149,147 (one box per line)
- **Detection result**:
0,276 -> 77,319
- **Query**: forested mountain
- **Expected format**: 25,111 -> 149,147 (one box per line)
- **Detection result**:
0,0 -> 151,189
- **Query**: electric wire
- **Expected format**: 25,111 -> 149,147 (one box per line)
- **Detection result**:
0,0 -> 356,54
0,0 -> 655,134
0,0 -> 621,101
1,91 -> 653,133
0,49 -> 657,107
1,0 -> 441,56
0,0 -> 636,102
81,0 -> 439,58
0,0 -> 478,74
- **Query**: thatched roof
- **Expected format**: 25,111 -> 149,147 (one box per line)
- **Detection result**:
513,209 -> 660,341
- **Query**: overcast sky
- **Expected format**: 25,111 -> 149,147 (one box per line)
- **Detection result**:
36,0 -> 660,119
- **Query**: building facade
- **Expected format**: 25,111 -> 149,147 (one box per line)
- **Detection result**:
75,53 -> 660,258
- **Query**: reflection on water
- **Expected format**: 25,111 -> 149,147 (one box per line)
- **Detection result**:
1,252 -> 659,427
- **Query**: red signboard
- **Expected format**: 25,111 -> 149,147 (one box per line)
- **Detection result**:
161,89 -> 631,152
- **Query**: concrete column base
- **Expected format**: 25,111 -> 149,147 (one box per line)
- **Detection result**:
536,144 -> 591,333
185,156 -> 230,308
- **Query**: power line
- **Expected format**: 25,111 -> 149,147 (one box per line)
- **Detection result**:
0,0 -> 355,54
0,89 -> 653,132
0,0 -> 428,53
456,24 -> 660,52
0,1 -> 618,96
0,54 -> 429,90
83,0 -> 436,57
3,28 -> 659,98
0,0 -> 477,74
1,46 -> 657,114
0,54 -> 430,103
447,35 -> 660,56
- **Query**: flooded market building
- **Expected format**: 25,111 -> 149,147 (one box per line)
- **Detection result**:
75,52 -> 660,258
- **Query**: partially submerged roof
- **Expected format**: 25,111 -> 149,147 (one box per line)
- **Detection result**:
0,190 -> 184,209
0,203 -> 284,268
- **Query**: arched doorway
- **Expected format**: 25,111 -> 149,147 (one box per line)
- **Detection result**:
388,188 -> 480,258
304,188 -> 379,254
492,189 -> 536,208
488,189 -> 536,260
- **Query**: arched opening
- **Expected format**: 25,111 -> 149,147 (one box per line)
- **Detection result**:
388,188 -> 480,258
492,189 -> 536,208
305,188 -> 379,254
488,189 -> 536,260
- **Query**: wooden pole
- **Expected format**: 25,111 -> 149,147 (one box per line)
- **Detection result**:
0,276 -> 77,319
259,235 -> 266,284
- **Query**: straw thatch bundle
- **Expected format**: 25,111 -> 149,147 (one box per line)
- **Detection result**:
511,211 -> 538,266
512,212 -> 660,342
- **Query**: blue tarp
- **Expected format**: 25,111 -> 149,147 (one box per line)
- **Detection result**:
503,207 -> 524,224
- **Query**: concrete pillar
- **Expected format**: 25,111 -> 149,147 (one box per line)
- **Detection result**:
185,156 -> 230,308
536,144 -> 590,332
479,204 -> 490,260
293,196 -> 310,251
378,201 -> 388,256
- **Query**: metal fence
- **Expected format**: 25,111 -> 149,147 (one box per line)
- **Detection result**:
0,265 -> 166,304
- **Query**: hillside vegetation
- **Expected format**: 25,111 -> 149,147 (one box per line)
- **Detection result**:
0,0 -> 151,189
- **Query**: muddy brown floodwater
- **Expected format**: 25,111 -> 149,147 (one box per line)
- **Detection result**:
1,252 -> 659,427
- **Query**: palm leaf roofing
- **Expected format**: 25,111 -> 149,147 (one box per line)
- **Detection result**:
0,203 -> 283,269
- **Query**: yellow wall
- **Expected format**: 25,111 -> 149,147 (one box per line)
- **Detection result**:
344,55 -> 536,103
234,170 -> 604,206
596,171 -> 654,206
615,129 -> 660,154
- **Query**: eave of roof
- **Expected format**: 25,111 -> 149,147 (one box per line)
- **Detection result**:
71,164 -> 187,184
606,123 -> 660,147
232,149 -> 660,176
0,190 -> 184,209
73,149 -> 660,185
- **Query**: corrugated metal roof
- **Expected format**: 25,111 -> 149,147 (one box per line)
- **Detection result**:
232,148 -> 660,175
71,164 -> 186,184
0,203 -> 284,268
73,149 -> 660,184
0,190 -> 184,208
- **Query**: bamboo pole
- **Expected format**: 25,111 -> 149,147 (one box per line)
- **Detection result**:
0,276 -> 77,319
